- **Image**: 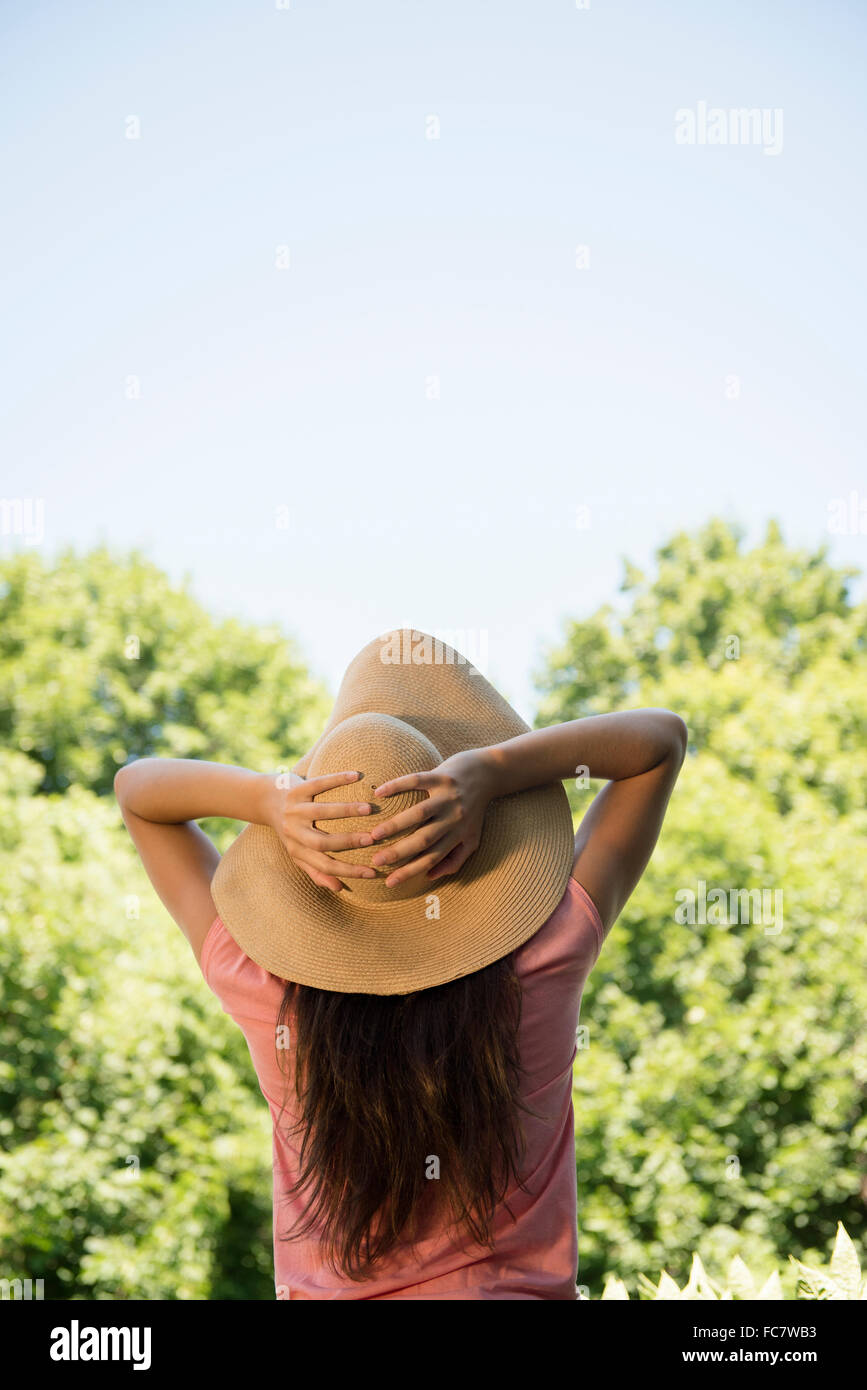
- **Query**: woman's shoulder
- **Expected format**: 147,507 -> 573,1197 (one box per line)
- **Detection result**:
566,874 -> 605,956
512,874 -> 604,978
200,916 -> 286,1021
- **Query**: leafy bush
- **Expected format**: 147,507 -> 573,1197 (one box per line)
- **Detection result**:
552,522 -> 867,1289
0,748 -> 275,1298
600,1222 -> 865,1300
0,547 -> 333,1298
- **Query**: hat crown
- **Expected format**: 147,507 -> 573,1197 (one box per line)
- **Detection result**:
307,711 -> 442,904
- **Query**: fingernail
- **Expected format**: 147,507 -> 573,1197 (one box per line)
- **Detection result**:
358,834 -> 373,846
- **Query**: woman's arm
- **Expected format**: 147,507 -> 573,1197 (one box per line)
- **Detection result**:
114,759 -> 274,965
481,710 -> 688,796
370,710 -> 688,936
482,711 -> 688,935
114,759 -> 380,964
115,758 -> 274,826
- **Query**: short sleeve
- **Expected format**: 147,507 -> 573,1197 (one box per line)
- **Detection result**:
199,915 -> 284,1025
198,916 -> 289,1109
565,877 -> 605,963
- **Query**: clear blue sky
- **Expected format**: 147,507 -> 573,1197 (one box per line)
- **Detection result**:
2,0 -> 865,719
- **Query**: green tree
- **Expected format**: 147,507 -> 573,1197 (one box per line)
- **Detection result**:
0,747 -> 275,1298
537,519 -> 867,1293
0,549 -> 331,1297
0,546 -> 329,795
2,531 -> 863,1299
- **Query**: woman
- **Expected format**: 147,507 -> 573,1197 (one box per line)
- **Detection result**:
114,628 -> 687,1300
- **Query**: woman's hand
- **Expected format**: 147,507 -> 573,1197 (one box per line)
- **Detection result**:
368,749 -> 497,888
262,769 -> 378,894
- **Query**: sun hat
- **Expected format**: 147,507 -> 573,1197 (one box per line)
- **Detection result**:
210,627 -> 575,994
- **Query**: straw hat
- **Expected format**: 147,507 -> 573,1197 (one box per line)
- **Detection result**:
211,628 -> 575,994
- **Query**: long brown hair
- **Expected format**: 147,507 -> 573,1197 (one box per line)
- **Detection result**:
274,953 -> 543,1281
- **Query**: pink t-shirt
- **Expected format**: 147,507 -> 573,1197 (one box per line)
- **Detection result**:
200,874 -> 604,1300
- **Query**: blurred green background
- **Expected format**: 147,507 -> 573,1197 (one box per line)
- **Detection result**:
1,517 -> 865,1298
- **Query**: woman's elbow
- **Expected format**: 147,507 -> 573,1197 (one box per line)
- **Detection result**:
666,712 -> 689,760
114,759 -> 149,807
113,764 -> 133,808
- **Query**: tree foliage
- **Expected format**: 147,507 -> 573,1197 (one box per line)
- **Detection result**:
0,748 -> 275,1297
536,519 -> 867,1291
0,549 -> 331,1297
0,527 -> 863,1298
0,546 -> 329,795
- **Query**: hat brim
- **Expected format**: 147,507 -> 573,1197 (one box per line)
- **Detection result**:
210,629 -> 576,993
211,783 -> 575,993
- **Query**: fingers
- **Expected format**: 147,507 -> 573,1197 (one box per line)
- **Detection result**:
299,769 -> 363,795
279,767 -> 477,891
289,820 -> 374,853
380,831 -> 463,887
302,866 -> 345,893
293,830 -> 476,891
308,829 -> 375,851
372,771 -> 437,798
291,844 -> 377,880
427,842 -> 474,880
368,799 -> 436,846
303,801 -> 372,821
371,814 -> 457,869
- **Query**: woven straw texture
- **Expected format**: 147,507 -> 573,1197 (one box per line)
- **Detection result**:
211,629 -> 575,993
